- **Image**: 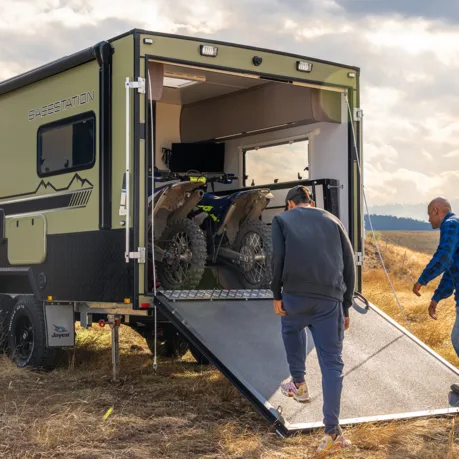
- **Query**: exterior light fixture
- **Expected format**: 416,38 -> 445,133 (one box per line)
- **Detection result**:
296,61 -> 313,72
200,45 -> 218,57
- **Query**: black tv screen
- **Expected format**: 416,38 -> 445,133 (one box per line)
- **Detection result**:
169,142 -> 225,173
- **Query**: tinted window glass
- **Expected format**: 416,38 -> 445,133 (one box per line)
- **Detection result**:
38,112 -> 95,176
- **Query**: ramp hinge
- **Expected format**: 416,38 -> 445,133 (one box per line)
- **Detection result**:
128,247 -> 146,263
353,108 -> 363,121
125,77 -> 146,94
355,252 -> 364,266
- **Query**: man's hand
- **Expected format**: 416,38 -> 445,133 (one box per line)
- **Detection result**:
344,317 -> 350,331
274,300 -> 286,316
428,300 -> 438,320
413,282 -> 423,297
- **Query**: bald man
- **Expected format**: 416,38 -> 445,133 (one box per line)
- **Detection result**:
413,197 -> 459,392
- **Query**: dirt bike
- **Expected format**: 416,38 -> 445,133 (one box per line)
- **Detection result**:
188,173 -> 274,289
147,168 -> 207,291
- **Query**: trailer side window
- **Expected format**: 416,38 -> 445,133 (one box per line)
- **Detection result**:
243,138 -> 309,187
37,112 -> 96,177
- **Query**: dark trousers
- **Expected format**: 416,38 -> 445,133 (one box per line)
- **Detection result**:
281,293 -> 345,435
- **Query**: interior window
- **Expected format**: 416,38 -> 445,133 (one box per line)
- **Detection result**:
244,138 -> 309,187
37,112 -> 95,177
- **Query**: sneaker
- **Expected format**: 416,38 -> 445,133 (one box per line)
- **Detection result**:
316,433 -> 351,456
280,379 -> 311,403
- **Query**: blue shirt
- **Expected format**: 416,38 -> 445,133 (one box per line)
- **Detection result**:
418,212 -> 459,304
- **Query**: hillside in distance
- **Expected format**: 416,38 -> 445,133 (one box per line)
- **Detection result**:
365,214 -> 432,231
368,200 -> 459,221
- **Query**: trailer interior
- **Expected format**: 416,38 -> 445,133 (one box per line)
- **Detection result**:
145,60 -> 349,292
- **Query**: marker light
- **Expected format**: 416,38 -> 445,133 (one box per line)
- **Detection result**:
296,61 -> 313,73
200,45 -> 218,57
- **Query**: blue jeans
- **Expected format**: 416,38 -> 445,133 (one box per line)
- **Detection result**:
452,306 -> 459,358
281,293 -> 345,435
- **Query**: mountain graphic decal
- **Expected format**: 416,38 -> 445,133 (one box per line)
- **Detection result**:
0,173 -> 94,201
0,173 -> 94,216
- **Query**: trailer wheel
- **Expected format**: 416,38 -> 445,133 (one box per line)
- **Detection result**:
0,295 -> 14,351
145,323 -> 189,359
233,220 -> 273,289
156,218 -> 207,290
7,296 -> 62,370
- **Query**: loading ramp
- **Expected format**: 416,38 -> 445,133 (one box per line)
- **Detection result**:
154,289 -> 459,436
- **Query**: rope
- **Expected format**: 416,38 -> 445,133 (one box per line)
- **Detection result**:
344,92 -> 413,334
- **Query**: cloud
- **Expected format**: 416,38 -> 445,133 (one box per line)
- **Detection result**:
1,0 -> 459,210
334,0 -> 459,24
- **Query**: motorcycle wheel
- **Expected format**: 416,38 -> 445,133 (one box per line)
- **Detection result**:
233,220 -> 273,289
156,218 -> 207,290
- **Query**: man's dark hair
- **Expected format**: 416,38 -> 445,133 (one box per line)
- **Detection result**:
285,185 -> 313,210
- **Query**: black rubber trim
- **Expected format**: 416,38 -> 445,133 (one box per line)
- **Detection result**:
0,210 -> 5,244
133,31 -> 141,307
109,28 -> 360,71
0,43 -> 105,96
139,122 -> 145,140
154,294 -> 289,436
96,41 -> 114,230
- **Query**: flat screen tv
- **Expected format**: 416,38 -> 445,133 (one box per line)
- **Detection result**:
169,142 -> 225,173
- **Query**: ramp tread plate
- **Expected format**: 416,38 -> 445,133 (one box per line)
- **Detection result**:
159,288 -> 274,301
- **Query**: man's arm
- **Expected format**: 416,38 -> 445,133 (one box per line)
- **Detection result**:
271,216 -> 285,301
432,269 -> 455,302
338,224 -> 356,317
418,221 -> 459,286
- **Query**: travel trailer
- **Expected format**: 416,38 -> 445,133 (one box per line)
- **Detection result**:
9,29 -> 443,437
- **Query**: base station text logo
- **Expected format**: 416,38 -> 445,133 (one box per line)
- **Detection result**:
28,90 -> 95,121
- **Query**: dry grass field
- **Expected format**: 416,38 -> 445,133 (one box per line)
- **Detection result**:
1,232 -> 459,458
377,230 -> 439,256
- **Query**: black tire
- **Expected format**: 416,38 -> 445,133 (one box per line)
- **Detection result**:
0,295 -> 14,351
7,296 -> 63,370
145,323 -> 189,359
233,220 -> 273,289
188,342 -> 210,365
156,218 -> 207,290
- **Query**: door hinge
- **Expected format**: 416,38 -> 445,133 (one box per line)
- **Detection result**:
353,108 -> 363,121
355,252 -> 364,266
127,247 -> 146,263
125,77 -> 146,94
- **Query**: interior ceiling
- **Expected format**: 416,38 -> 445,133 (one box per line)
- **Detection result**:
153,62 -> 270,105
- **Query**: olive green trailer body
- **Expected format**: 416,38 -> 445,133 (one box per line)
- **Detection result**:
0,30 -> 362,309
0,30 -> 390,436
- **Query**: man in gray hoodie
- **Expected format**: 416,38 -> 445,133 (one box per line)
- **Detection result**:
271,185 -> 355,455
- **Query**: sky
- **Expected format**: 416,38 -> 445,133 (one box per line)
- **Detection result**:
1,0 -> 459,209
